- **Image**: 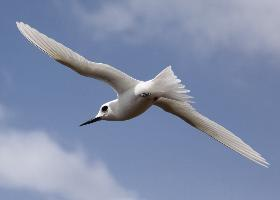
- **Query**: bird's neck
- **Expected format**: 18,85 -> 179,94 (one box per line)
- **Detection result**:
107,99 -> 120,121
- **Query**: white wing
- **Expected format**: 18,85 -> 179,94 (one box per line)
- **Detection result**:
16,22 -> 139,94
155,98 -> 269,167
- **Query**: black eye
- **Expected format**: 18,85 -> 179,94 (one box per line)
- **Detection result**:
101,105 -> 108,112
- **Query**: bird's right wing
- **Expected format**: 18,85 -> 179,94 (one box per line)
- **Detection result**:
155,98 -> 269,167
16,22 -> 139,94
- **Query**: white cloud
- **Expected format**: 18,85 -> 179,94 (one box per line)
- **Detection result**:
69,0 -> 280,54
0,128 -> 139,200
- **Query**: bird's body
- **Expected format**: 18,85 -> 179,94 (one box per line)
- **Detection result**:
116,88 -> 154,120
16,22 -> 269,167
103,87 -> 155,121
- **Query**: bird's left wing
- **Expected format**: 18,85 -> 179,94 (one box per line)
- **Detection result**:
16,22 -> 139,94
154,98 -> 269,167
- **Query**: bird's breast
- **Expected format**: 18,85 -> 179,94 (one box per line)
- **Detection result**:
117,90 -> 154,120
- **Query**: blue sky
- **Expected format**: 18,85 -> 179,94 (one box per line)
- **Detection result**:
0,0 -> 279,199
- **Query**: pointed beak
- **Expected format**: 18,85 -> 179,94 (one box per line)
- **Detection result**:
79,116 -> 102,126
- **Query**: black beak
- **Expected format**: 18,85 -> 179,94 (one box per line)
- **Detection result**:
79,117 -> 102,126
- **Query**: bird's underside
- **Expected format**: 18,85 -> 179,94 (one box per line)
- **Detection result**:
16,21 -> 269,167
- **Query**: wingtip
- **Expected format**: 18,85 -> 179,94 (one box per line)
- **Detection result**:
16,21 -> 24,30
167,65 -> 172,70
16,22 -> 25,36
261,163 -> 270,168
255,157 -> 270,168
264,161 -> 270,168
16,21 -> 28,29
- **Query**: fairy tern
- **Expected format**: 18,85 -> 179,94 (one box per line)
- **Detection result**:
16,22 -> 269,167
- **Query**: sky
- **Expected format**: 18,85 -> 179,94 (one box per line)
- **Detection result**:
0,0 -> 279,199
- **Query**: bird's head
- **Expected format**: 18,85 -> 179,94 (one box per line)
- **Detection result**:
79,100 -> 117,126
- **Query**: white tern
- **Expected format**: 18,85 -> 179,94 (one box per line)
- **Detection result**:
16,22 -> 269,167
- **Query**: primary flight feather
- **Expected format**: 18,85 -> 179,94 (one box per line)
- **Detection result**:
16,22 -> 269,167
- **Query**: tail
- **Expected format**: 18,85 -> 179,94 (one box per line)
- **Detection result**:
151,66 -> 191,103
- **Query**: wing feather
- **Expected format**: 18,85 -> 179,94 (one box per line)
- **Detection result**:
16,22 -> 139,93
155,98 -> 269,167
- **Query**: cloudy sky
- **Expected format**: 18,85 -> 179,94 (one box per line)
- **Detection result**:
1,0 -> 280,199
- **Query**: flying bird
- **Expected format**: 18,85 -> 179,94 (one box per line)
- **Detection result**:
16,22 -> 269,167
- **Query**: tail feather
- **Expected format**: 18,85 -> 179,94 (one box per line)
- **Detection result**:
151,66 -> 191,103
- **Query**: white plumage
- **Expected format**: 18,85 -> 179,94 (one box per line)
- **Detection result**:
16,22 -> 269,167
